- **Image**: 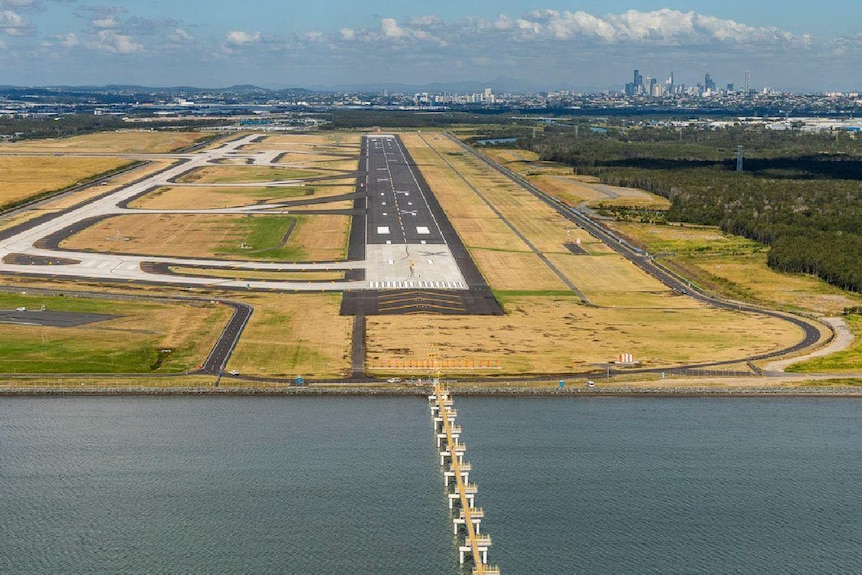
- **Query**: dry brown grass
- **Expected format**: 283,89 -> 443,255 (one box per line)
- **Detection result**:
168,267 -> 345,281
401,133 -> 668,295
129,181 -> 356,210
366,295 -> 801,375
0,156 -> 131,207
227,293 -> 352,378
470,249 -> 569,291
0,160 -> 174,233
176,165 -> 323,184
290,214 -> 350,261
401,134 -> 565,290
482,148 -> 670,210
239,133 -> 361,153
62,214 -> 250,259
279,157 -> 358,172
0,131 -> 208,153
129,186 -> 310,210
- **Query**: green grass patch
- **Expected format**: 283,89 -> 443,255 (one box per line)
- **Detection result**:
0,335 -> 160,373
788,315 -> 862,373
799,378 -> 862,387
0,293 -> 228,374
216,215 -> 304,261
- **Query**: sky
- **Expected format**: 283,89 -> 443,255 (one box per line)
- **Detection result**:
1,1 -> 860,92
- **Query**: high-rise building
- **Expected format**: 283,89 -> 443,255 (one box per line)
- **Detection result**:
626,69 -> 645,96
704,73 -> 716,92
745,71 -> 751,93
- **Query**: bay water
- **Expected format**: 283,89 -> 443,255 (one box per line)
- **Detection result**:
2,396 -> 861,574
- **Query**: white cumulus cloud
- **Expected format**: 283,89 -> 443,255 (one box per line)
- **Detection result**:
0,9 -> 30,35
381,18 -> 405,39
92,29 -> 142,54
225,30 -> 261,46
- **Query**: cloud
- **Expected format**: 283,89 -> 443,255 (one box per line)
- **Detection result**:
170,28 -> 194,43
0,8 -> 31,35
225,30 -> 261,47
56,31 -> 77,47
91,16 -> 118,29
381,18 -> 404,39
92,29 -> 142,54
510,8 -> 794,45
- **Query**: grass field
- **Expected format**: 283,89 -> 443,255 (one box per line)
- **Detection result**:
128,182 -> 356,210
128,185 -> 313,210
401,133 -> 672,298
481,147 -> 670,210
0,293 -> 230,373
0,130 -> 210,153
176,165 -> 323,184
608,221 -> 862,316
168,266 -> 346,281
0,156 -> 132,209
366,294 -> 800,375
226,293 -> 352,378
61,213 -> 350,262
0,160 -> 175,235
240,133 -> 361,151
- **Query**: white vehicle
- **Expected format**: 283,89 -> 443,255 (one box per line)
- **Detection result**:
15,306 -> 26,312
386,377 -> 402,383
228,370 -> 240,376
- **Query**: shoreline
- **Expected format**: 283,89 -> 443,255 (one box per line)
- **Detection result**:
2,383 -> 861,397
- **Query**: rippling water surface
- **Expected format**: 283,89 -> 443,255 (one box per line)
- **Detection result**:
0,397 -> 454,575
2,396 -> 861,574
457,397 -> 862,574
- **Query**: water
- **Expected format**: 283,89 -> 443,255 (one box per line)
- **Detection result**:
457,397 -> 862,574
0,397 -> 454,575
2,397 -> 861,574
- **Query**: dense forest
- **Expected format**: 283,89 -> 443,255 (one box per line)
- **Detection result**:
521,123 -> 862,293
0,115 -> 224,141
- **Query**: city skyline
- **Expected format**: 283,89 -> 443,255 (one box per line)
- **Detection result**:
0,1 -> 860,92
